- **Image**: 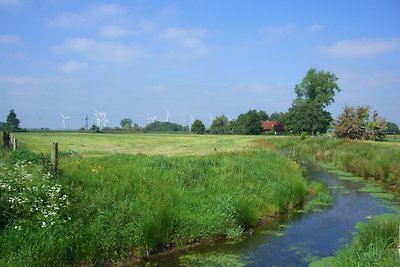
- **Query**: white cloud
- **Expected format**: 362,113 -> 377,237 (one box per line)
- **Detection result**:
59,60 -> 88,73
161,27 -> 210,58
0,0 -> 20,7
261,24 -> 295,43
320,38 -> 400,58
308,23 -> 324,33
0,34 -> 20,44
338,69 -> 400,91
99,25 -> 132,39
46,12 -> 90,28
46,3 -> 125,28
53,38 -> 144,63
90,3 -> 124,17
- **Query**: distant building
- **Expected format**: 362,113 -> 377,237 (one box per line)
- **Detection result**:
260,120 -> 285,132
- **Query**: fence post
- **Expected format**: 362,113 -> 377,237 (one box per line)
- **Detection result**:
51,142 -> 59,176
9,133 -> 14,149
2,131 -> 10,149
12,137 -> 17,151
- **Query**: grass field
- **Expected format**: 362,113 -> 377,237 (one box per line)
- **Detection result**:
14,132 -> 269,156
1,132 -> 308,266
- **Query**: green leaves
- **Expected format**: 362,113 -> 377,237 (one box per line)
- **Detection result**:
288,68 -> 340,135
295,68 -> 340,107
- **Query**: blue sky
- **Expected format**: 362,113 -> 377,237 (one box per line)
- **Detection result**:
1,0 -> 399,129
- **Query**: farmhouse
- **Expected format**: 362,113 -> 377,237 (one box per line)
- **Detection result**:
260,120 -> 285,133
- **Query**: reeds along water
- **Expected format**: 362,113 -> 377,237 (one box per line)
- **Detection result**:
274,136 -> 400,186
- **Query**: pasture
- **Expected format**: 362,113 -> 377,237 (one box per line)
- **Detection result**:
1,132 -> 308,266
13,132 -> 272,156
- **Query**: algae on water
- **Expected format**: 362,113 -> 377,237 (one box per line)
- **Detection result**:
179,252 -> 246,267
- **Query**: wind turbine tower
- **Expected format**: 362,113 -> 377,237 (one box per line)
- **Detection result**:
60,113 -> 71,129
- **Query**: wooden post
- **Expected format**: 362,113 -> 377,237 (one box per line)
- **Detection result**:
9,133 -> 14,149
2,131 -> 10,149
51,142 -> 59,176
12,137 -> 17,151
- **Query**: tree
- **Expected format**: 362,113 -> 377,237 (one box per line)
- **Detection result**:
146,121 -> 184,132
333,106 -> 368,139
191,119 -> 205,134
6,109 -> 20,130
364,110 -> 387,141
287,68 -> 340,135
232,110 -> 269,135
386,122 -> 399,134
90,124 -> 100,133
333,105 -> 387,141
294,68 -> 340,107
269,112 -> 288,123
286,99 -> 331,135
209,115 -> 231,134
120,118 -> 133,129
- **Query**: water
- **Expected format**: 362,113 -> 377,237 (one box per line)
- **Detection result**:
132,159 -> 399,266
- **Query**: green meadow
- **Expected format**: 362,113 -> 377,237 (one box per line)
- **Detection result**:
13,132 -> 268,156
1,133 -> 307,266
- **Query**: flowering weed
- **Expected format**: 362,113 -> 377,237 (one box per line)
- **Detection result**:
0,160 -> 70,231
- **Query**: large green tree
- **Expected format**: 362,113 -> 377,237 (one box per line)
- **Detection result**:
209,115 -> 231,134
6,109 -> 20,130
287,68 -> 340,135
286,100 -> 332,135
120,118 -> 133,129
191,119 -> 205,134
294,68 -> 340,107
232,110 -> 269,135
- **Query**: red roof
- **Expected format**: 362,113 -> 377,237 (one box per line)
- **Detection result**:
260,120 -> 284,131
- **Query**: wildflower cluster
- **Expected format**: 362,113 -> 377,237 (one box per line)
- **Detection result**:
0,161 -> 71,230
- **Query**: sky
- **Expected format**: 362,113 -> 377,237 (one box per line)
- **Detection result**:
1,0 -> 399,129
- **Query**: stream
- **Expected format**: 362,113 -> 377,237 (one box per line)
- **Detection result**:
132,157 -> 400,266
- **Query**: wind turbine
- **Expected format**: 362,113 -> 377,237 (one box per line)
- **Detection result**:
147,114 -> 157,124
60,113 -> 71,129
93,108 -> 109,128
94,111 -> 102,128
166,110 -> 170,122
101,112 -> 109,127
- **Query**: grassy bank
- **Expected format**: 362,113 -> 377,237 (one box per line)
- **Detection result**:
270,136 -> 400,187
312,214 -> 400,266
0,149 -> 307,266
335,214 -> 400,266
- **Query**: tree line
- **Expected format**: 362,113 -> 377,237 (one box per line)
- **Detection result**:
3,68 -> 399,138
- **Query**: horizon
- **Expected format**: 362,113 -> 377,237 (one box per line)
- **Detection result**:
1,0 -> 399,129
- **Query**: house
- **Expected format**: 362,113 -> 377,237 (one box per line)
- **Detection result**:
260,120 -> 285,132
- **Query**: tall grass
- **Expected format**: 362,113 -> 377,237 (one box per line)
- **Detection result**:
0,150 -> 307,266
271,136 -> 400,186
334,214 -> 400,266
